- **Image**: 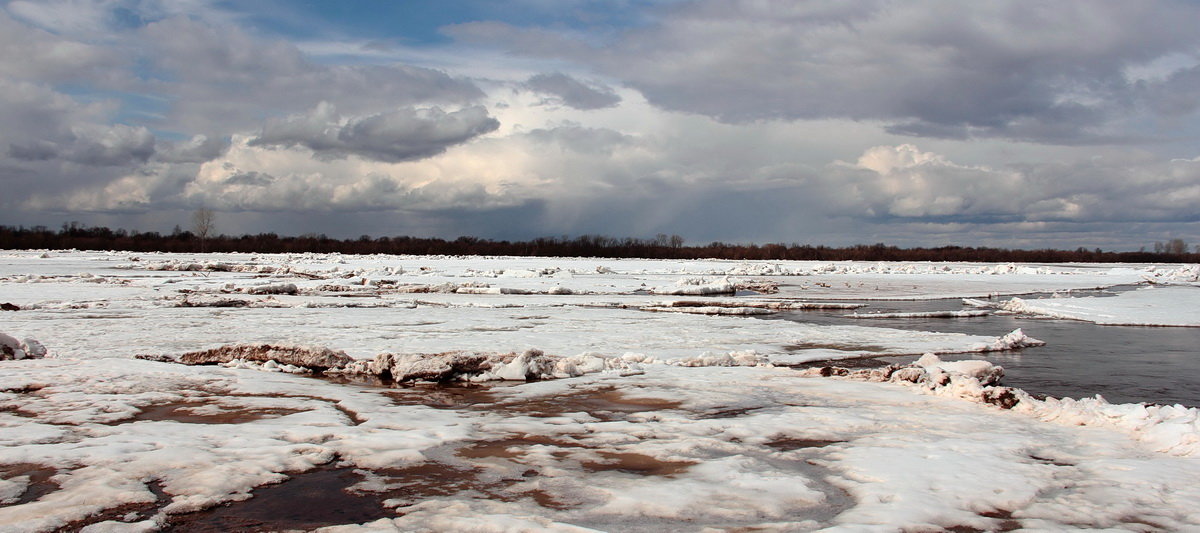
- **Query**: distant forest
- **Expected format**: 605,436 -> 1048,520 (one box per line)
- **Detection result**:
2,222 -> 1198,263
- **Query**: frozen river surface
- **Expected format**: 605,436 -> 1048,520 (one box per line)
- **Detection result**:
1,251 -> 1199,531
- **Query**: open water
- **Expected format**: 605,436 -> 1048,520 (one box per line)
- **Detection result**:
772,287 -> 1200,407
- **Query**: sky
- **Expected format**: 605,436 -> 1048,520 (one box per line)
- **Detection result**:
1,0 -> 1200,250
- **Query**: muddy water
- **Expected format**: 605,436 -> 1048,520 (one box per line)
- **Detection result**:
0,464 -> 58,506
770,289 -> 1200,406
167,468 -> 391,532
127,401 -> 304,424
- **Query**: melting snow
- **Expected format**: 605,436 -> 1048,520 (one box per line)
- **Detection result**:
0,251 -> 1197,531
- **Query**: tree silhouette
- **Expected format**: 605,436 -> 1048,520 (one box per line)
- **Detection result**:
192,208 -> 215,253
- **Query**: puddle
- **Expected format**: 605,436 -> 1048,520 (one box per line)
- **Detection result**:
1028,455 -> 1074,467
497,387 -> 683,421
384,384 -> 501,409
0,463 -> 59,506
457,434 -> 581,460
765,438 -> 843,452
58,480 -> 167,531
321,376 -> 514,412
363,462 -> 486,507
699,406 -> 767,419
525,488 -> 573,510
366,457 -> 569,511
790,357 -> 892,370
784,343 -> 890,353
167,468 -> 392,532
947,509 -> 1022,533
580,452 -> 695,476
124,401 -> 305,425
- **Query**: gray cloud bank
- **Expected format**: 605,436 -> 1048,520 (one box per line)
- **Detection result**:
523,73 -> 621,110
448,0 -> 1200,144
1,1 -> 1199,250
250,104 -> 500,163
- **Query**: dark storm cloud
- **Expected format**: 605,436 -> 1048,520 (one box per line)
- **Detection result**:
523,72 -> 621,110
249,104 -> 500,163
1141,65 -> 1200,116
8,124 -> 155,166
139,16 -> 489,135
448,0 -> 1200,143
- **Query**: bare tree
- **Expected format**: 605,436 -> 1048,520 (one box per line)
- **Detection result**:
192,208 -> 215,253
1156,238 -> 1190,255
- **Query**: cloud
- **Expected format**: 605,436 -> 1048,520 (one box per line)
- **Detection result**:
824,144 -> 1027,220
170,133 -> 530,213
139,16 -> 489,135
448,0 -> 1200,144
7,0 -> 132,35
154,134 -> 229,164
0,10 -> 124,84
4,1 -> 1200,251
823,144 -> 1200,224
523,72 -> 621,110
0,78 -> 145,204
523,124 -> 631,155
9,123 -> 155,166
0,6 -> 495,214
248,103 -> 500,163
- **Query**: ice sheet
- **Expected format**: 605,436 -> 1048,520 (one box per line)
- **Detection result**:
980,286 -> 1200,326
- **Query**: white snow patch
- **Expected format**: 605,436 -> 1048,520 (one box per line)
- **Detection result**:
650,277 -> 736,296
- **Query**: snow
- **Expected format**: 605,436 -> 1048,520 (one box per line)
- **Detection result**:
5,359 -> 1198,531
1,251 -> 1198,531
649,276 -> 735,296
812,353 -> 1200,458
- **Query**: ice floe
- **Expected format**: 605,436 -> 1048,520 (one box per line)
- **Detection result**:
971,285 -> 1200,326
0,334 -> 46,361
649,276 -> 736,296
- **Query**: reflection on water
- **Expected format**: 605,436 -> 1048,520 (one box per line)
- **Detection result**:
772,291 -> 1200,407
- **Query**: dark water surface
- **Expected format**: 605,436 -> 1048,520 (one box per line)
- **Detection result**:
772,291 -> 1200,407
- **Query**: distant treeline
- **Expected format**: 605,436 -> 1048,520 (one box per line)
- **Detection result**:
2,223 -> 1198,263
